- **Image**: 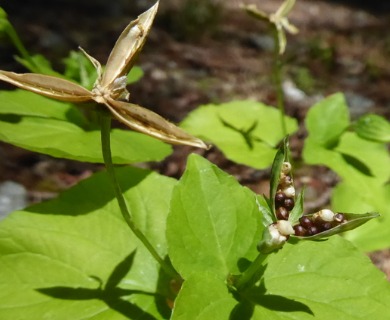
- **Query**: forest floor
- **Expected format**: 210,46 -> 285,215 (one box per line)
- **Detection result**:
0,0 -> 389,279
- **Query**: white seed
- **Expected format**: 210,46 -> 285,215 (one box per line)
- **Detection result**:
276,220 -> 295,236
283,185 -> 295,198
318,209 -> 335,222
281,162 -> 292,175
268,224 -> 288,246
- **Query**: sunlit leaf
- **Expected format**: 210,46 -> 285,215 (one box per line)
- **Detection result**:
167,154 -> 262,279
181,100 -> 298,168
0,166 -> 176,319
355,114 -> 390,143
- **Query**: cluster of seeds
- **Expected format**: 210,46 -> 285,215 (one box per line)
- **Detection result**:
293,209 -> 346,236
275,162 -> 295,220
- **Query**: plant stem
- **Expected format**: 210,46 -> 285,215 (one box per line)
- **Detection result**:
272,27 -> 287,137
99,111 -> 179,280
235,253 -> 269,291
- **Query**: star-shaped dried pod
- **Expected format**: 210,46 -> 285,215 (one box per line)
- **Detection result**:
242,0 -> 298,54
0,1 -> 209,149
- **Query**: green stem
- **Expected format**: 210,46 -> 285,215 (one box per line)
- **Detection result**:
272,27 -> 287,137
99,111 -> 179,280
235,253 -> 269,291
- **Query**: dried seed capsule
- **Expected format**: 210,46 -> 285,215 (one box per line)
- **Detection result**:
299,216 -> 313,229
284,198 -> 295,210
283,185 -> 296,198
334,213 -> 345,223
281,162 -> 292,175
307,225 -> 319,235
293,225 -> 307,236
276,207 -> 289,220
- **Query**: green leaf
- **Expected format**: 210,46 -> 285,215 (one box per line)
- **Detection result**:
269,137 -> 289,216
0,90 -> 172,163
334,132 -> 390,182
305,93 -> 349,148
63,50 -> 99,89
171,273 -> 237,320
256,195 -> 274,227
0,90 -> 87,125
15,54 -> 63,76
252,237 -> 390,319
181,100 -> 298,169
355,114 -> 390,143
288,188 -> 304,225
0,166 -> 177,319
332,181 -> 390,252
167,154 -> 263,279
0,115 -> 172,163
127,66 -> 144,84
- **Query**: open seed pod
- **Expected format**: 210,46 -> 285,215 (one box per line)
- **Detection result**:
292,211 -> 379,240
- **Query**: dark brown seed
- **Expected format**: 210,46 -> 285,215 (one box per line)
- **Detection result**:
284,198 -> 294,210
307,225 -> 319,235
293,225 -> 307,236
321,222 -> 333,231
276,207 -> 289,220
334,213 -> 345,223
299,216 -> 313,228
275,192 -> 285,205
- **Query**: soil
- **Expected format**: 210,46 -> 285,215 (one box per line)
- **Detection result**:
0,0 -> 389,279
